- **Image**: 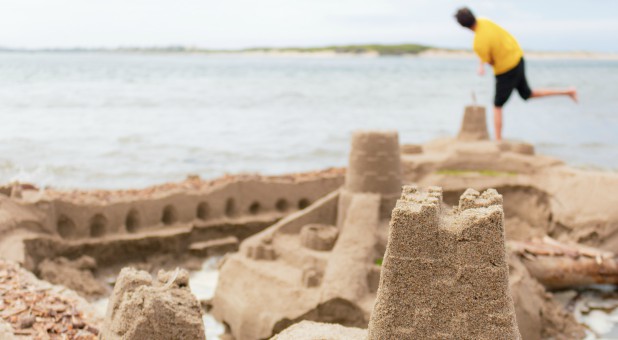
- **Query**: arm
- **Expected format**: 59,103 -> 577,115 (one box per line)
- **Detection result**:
474,43 -> 492,76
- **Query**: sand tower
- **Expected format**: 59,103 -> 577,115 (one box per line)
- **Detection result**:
337,130 -> 402,226
368,186 -> 520,339
457,105 -> 490,141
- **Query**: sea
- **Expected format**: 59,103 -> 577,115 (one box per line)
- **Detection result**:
1,52 -> 617,189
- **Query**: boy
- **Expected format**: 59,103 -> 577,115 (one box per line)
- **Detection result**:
455,7 -> 577,140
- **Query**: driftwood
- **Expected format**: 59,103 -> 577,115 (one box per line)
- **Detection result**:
508,236 -> 618,289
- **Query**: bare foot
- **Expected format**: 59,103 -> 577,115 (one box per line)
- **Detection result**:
568,88 -> 578,103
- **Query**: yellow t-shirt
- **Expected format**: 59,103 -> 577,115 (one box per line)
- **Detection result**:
473,18 -> 523,75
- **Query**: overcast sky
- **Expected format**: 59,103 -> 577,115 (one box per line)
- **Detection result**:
2,0 -> 617,52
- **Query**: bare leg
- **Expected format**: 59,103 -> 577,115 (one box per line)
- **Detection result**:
494,106 -> 503,141
531,87 -> 578,103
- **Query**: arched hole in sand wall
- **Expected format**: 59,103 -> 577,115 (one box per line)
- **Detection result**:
197,202 -> 210,220
275,199 -> 289,212
57,215 -> 77,239
225,198 -> 237,217
249,202 -> 261,215
162,205 -> 178,225
125,209 -> 141,233
298,198 -> 311,210
89,214 -> 108,237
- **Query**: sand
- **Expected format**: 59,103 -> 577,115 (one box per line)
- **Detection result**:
321,193 -> 379,303
213,131 -> 401,339
508,254 -> 585,339
101,267 -> 205,340
272,320 -> 367,340
1,105 -> 618,339
457,105 -> 490,141
38,256 -> 108,298
368,186 -> 520,339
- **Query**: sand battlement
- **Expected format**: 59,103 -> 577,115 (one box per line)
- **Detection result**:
458,188 -> 503,211
399,185 -> 443,208
0,171 -> 344,275
369,185 -> 520,339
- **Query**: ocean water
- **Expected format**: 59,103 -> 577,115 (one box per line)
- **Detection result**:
0,52 -> 617,189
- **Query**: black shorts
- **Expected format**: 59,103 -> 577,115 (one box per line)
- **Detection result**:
494,58 -> 532,107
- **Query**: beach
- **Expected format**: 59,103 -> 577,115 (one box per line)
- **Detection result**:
3,119 -> 618,339
1,47 -> 618,340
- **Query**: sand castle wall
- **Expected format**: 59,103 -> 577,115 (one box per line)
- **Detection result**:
240,189 -> 339,257
321,193 -> 379,303
43,178 -> 342,241
213,130 -> 401,340
0,175 -> 343,271
368,186 -> 520,339
213,191 -> 341,339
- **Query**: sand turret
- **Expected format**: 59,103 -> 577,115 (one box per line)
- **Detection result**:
337,130 -> 401,226
457,105 -> 490,141
368,186 -> 520,339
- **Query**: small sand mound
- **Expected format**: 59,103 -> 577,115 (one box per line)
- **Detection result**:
101,267 -> 205,340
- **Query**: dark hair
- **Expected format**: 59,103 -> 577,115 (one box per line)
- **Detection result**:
455,7 -> 476,28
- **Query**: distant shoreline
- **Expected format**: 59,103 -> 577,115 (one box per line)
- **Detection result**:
419,49 -> 618,61
1,45 -> 617,61
225,49 -> 618,61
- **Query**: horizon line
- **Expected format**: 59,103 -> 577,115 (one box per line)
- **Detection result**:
0,43 -> 616,55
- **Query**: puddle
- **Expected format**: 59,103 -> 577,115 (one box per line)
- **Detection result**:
190,256 -> 226,340
555,286 -> 618,340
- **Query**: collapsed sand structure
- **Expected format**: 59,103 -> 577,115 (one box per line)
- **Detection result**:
102,267 -> 205,340
368,186 -> 520,339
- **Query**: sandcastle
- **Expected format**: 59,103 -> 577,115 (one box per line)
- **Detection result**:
368,186 -> 520,339
213,118 -> 604,339
3,105 -> 618,339
0,171 -> 343,294
212,130 -> 401,339
273,186 -> 523,340
457,105 -> 490,141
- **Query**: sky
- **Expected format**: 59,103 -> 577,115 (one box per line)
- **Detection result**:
1,0 -> 618,52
